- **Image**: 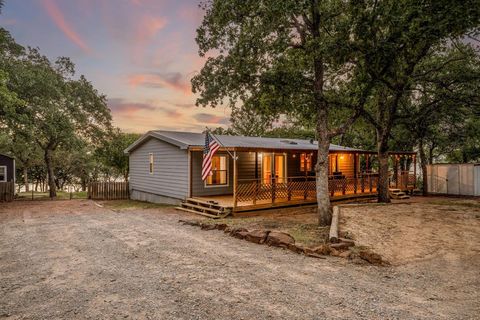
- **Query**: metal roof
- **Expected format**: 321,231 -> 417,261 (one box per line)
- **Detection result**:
124,130 -> 366,153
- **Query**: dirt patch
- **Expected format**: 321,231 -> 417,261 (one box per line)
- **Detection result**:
340,197 -> 480,266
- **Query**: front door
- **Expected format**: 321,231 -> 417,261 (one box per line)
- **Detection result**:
262,153 -> 286,184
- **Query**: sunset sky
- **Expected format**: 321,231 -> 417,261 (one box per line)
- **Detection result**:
1,0 -> 230,133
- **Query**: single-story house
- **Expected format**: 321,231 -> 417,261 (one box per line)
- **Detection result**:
125,131 -> 416,215
0,153 -> 15,184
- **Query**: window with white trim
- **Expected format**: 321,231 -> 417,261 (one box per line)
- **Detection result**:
0,166 -> 6,182
149,153 -> 154,174
206,155 -> 228,186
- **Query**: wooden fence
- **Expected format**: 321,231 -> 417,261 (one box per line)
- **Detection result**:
0,181 -> 15,202
88,182 -> 129,200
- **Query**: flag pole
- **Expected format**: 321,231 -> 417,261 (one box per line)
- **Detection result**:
205,127 -> 237,160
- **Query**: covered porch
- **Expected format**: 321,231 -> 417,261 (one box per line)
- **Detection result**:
187,147 -> 417,213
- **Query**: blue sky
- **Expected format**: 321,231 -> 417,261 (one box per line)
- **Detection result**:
0,0 -> 230,133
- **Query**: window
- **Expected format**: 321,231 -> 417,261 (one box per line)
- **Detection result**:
0,166 -> 6,182
300,153 -> 312,172
206,155 -> 228,186
149,153 -> 154,174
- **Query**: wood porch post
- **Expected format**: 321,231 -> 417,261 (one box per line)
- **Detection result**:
366,154 -> 370,173
413,154 -> 417,189
394,155 -> 399,188
233,150 -> 238,208
254,151 -> 258,205
353,153 -> 358,194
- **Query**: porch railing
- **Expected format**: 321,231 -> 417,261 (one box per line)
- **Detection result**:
235,174 -> 379,206
389,171 -> 416,189
236,176 -> 316,205
328,174 -> 378,196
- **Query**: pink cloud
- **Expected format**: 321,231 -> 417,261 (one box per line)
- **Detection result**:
41,0 -> 90,53
127,72 -> 191,94
193,113 -> 229,125
108,98 -> 156,116
164,109 -> 182,119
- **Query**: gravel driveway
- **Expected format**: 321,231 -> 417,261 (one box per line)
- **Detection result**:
0,200 -> 478,319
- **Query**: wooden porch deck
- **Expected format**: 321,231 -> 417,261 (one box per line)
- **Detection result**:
193,189 -> 378,213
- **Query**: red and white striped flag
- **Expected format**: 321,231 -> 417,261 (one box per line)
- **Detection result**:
202,132 -> 220,180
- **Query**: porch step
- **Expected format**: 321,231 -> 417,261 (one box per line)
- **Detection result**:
389,188 -> 410,200
181,202 -> 225,215
175,206 -> 230,219
175,198 -> 232,219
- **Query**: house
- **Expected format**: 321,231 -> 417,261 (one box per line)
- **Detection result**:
0,153 -> 15,184
125,131 -> 416,216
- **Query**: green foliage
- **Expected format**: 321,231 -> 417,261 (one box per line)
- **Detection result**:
95,129 -> 141,181
0,22 -> 135,196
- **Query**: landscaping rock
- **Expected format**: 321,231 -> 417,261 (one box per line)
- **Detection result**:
244,229 -> 270,244
330,242 -> 354,250
359,250 -> 384,265
330,248 -> 341,257
265,231 -> 295,248
339,238 -> 355,245
311,244 -> 331,255
287,243 -> 304,254
215,224 -> 228,231
230,228 -> 249,239
200,223 -> 217,230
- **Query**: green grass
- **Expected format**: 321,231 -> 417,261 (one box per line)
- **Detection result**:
427,199 -> 480,209
101,200 -> 173,210
288,224 -> 329,247
17,191 -> 88,200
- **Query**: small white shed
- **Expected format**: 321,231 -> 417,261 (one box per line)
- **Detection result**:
427,163 -> 480,196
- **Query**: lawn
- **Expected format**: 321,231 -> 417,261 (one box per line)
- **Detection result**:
16,191 -> 88,200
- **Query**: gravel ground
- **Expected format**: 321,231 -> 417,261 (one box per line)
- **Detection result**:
0,200 -> 478,319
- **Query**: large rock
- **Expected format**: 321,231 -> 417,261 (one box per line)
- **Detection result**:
309,244 -> 331,255
230,228 -> 249,239
287,243 -> 305,254
245,229 -> 270,244
214,223 -> 228,231
265,231 -> 295,248
330,242 -> 354,250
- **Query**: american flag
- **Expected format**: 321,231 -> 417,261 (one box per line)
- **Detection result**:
202,132 -> 220,180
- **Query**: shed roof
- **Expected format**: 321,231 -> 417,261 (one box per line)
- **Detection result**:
0,153 -> 14,159
124,130 -> 366,153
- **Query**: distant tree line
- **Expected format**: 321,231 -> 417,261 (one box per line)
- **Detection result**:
0,2 -> 140,197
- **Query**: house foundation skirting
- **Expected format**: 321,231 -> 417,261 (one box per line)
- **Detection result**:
130,189 -> 182,205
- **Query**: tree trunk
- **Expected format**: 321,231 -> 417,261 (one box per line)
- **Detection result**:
316,133 -> 332,226
44,148 -> 57,198
23,167 -> 29,192
419,139 -> 428,196
313,61 -> 332,225
81,177 -> 87,192
377,132 -> 391,203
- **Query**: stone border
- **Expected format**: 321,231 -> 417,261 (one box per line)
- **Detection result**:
178,219 -> 388,265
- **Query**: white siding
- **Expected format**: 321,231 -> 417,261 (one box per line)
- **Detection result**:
129,138 -> 188,200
